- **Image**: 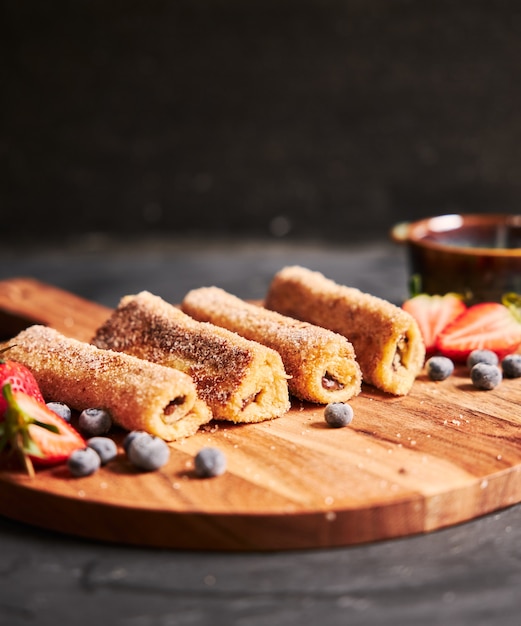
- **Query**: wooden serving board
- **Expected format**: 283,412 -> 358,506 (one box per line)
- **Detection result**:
1,277 -> 521,551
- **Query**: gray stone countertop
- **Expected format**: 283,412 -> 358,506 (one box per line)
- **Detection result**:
0,237 -> 520,626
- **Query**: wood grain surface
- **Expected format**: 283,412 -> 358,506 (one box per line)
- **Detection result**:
0,277 -> 520,551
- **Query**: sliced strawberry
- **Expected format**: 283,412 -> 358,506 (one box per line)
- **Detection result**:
0,347 -> 45,418
436,300 -> 521,362
0,384 -> 85,476
402,293 -> 467,354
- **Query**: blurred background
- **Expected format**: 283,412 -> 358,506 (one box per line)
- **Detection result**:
3,0 -> 521,245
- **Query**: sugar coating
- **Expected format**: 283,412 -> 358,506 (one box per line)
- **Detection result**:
182,286 -> 362,404
265,266 -> 426,396
92,291 -> 290,423
3,325 -> 211,441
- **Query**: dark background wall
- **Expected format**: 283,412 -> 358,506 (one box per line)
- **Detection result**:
3,0 -> 521,243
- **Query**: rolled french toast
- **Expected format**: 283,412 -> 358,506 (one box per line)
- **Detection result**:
2,325 -> 212,441
181,286 -> 362,404
92,291 -> 291,424
265,266 -> 425,396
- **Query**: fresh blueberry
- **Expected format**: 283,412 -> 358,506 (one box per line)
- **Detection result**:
470,362 -> 502,390
46,401 -> 72,422
426,356 -> 454,381
123,430 -> 150,454
194,447 -> 227,478
87,437 -> 118,465
127,433 -> 170,471
67,447 -> 101,477
501,354 -> 521,379
78,408 -> 112,436
324,402 -> 354,428
467,349 -> 499,369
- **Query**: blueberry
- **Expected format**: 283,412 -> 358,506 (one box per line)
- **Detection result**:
127,433 -> 170,471
502,354 -> 521,379
324,402 -> 354,428
426,356 -> 454,381
46,401 -> 72,422
470,362 -> 502,390
67,447 -> 101,477
87,437 -> 118,465
78,408 -> 112,436
194,447 -> 227,478
467,349 -> 499,369
123,430 -> 150,454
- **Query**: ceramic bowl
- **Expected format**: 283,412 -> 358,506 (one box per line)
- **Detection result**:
391,213 -> 521,303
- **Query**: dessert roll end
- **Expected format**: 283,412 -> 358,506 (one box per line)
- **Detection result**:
370,313 -> 426,396
296,345 -> 362,404
223,350 -> 291,423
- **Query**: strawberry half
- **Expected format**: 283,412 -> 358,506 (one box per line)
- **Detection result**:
402,293 -> 467,355
436,296 -> 521,361
0,346 -> 45,418
0,383 -> 86,476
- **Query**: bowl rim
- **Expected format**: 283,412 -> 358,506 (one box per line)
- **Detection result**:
392,213 -> 521,258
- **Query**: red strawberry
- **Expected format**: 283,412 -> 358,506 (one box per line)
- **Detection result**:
436,298 -> 521,361
0,384 -> 86,476
0,347 -> 45,418
402,293 -> 467,354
